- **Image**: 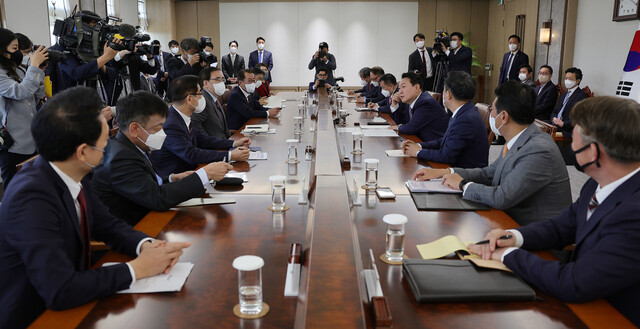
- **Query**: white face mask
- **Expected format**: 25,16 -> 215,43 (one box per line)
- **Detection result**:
489,112 -> 505,136
371,81 -> 379,87
450,41 -> 458,49
213,81 -> 226,96
192,95 -> 206,113
21,54 -> 30,66
84,146 -> 104,169
138,126 -> 167,151
255,80 -> 263,88
257,43 -> 265,50
508,43 -> 518,52
539,75 -> 550,84
415,41 -> 425,49
187,54 -> 194,61
229,47 -> 238,54
140,55 -> 148,62
204,51 -> 211,56
518,73 -> 527,82
244,82 -> 256,93
381,89 -> 391,98
360,80 -> 368,86
171,47 -> 179,54
565,79 -> 576,89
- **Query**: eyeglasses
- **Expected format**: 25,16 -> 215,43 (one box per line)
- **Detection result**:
211,77 -> 226,83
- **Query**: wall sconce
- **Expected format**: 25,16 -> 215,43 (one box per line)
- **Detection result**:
539,21 -> 552,45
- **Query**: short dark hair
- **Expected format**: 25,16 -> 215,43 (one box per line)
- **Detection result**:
508,35 -> 521,43
253,67 -> 265,76
168,40 -> 179,48
519,64 -> 533,74
319,42 -> 329,50
359,67 -> 371,79
170,75 -> 199,102
413,33 -> 426,42
401,72 -> 423,90
116,91 -> 169,131
15,33 -> 32,51
255,63 -> 268,70
493,80 -> 536,125
229,40 -> 238,47
317,68 -> 328,75
571,96 -> 640,163
238,69 -> 254,81
565,67 -> 583,81
444,71 -> 476,101
151,39 -> 160,45
32,87 -> 103,162
450,32 -> 463,40
380,73 -> 397,86
198,67 -> 221,87
540,65 -> 553,75
256,37 -> 265,43
180,38 -> 199,51
370,66 -> 385,76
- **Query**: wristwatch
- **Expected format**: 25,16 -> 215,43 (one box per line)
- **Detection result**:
459,179 -> 468,191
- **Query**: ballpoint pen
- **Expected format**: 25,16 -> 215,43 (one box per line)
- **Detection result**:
475,235 -> 513,245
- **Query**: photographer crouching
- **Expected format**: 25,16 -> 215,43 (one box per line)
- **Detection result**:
308,42 -> 337,85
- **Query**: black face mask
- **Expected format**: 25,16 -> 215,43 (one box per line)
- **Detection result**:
572,142 -> 601,172
9,50 -> 23,66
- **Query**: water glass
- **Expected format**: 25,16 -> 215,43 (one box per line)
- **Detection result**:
232,255 -> 264,315
352,132 -> 364,154
269,175 -> 286,210
383,214 -> 408,262
294,116 -> 303,135
364,158 -> 379,189
286,139 -> 298,163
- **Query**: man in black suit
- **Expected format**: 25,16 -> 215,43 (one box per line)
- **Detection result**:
408,33 -> 436,92
166,38 -> 207,84
498,35 -> 529,86
93,91 -> 232,225
551,67 -> 589,138
308,42 -> 337,85
534,65 -> 558,121
437,32 -> 472,75
221,40 -> 245,85
348,67 -> 373,96
192,67 -> 232,139
200,37 -> 219,68
226,69 -> 280,130
151,40 -> 172,98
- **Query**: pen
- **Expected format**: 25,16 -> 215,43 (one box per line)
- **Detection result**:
223,156 -> 227,163
475,234 -> 513,245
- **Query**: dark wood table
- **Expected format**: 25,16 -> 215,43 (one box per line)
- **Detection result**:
30,92 -> 634,329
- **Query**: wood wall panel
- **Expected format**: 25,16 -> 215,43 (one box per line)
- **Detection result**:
175,1 -> 198,42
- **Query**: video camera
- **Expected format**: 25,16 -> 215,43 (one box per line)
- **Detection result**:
433,29 -> 451,56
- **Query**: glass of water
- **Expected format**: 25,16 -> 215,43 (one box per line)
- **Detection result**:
364,158 -> 379,189
352,131 -> 363,154
293,116 -> 303,135
269,175 -> 286,210
298,103 -> 305,116
286,139 -> 298,164
383,214 -> 408,262
232,255 -> 264,315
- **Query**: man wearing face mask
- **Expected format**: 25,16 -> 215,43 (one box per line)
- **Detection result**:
348,67 -> 372,97
221,40 -> 245,85
518,64 -> 536,88
412,81 -> 571,226
168,40 -> 180,58
248,37 -> 273,83
401,71 -> 488,168
253,68 -> 270,106
255,63 -> 271,97
93,91 -> 232,225
308,42 -> 337,85
191,67 -> 232,139
200,38 -> 218,68
551,67 -> 588,139
226,69 -> 280,130
358,66 -> 385,104
437,32 -> 472,75
152,75 -> 251,177
408,33 -> 436,92
166,38 -> 206,85
152,40 -> 173,99
368,74 -> 406,123
534,65 -> 558,121
498,35 -> 529,85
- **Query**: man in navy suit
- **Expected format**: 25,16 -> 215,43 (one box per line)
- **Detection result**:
359,66 -> 385,104
435,32 -> 472,75
248,37 -> 273,83
498,35 -> 529,86
0,87 -> 190,329
348,67 -> 373,96
408,33 -> 436,91
551,67 -> 588,138
468,96 -> 640,326
368,74 -> 406,124
534,65 -> 558,121
152,75 -> 251,177
402,71 -> 488,168
389,72 -> 449,143
308,68 -> 334,92
226,69 -> 281,130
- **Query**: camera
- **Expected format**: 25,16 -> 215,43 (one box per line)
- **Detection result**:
198,36 -> 215,64
433,30 -> 451,55
317,50 -> 327,59
32,45 -> 69,64
134,44 -> 160,56
199,36 -> 212,51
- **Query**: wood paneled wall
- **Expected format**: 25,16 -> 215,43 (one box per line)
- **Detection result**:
175,0 -> 221,60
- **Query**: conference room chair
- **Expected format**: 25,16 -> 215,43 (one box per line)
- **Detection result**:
475,103 -> 494,146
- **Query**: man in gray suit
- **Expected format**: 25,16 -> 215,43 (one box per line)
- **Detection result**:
192,67 -> 231,139
413,81 -> 571,225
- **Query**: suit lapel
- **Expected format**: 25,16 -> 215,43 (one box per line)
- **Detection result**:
115,132 -> 156,176
493,124 -> 537,184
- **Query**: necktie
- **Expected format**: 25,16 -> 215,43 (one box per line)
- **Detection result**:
506,54 -> 514,79
588,194 -> 599,212
188,121 -> 195,139
145,151 -> 163,185
77,189 -> 91,270
557,91 -> 572,118
259,51 -> 263,63
421,50 -> 427,77
502,145 -> 509,157
231,55 -> 235,67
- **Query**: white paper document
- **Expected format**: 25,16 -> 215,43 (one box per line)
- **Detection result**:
405,180 -> 462,194
103,262 -> 195,294
362,129 -> 399,137
176,196 -> 236,207
385,149 -> 408,157
249,151 -> 268,160
337,127 -> 360,134
264,95 -> 283,108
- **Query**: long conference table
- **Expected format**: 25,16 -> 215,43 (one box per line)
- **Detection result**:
30,91 -> 635,329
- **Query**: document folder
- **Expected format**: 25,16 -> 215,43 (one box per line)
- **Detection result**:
410,192 -> 490,211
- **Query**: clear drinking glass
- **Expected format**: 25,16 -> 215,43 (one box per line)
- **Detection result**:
298,103 -> 305,116
293,116 -> 303,135
364,158 -> 379,189
352,131 -> 364,154
338,109 -> 347,125
383,214 -> 408,262
232,255 -> 264,315
270,175 -> 286,211
286,139 -> 298,163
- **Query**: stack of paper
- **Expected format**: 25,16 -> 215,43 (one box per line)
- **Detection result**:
264,95 -> 283,108
405,179 -> 461,194
385,149 -> 408,157
241,124 -> 269,134
103,262 -> 195,293
362,129 -> 398,137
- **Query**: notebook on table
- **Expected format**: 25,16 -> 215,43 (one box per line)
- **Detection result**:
409,191 -> 489,211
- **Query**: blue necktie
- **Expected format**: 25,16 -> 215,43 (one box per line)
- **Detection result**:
557,91 -> 572,119
259,51 -> 263,63
505,53 -> 514,81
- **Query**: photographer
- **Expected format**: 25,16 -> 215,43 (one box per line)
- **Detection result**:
308,42 -> 337,85
0,28 -> 47,189
436,32 -> 472,75
166,38 -> 208,83
110,43 -> 158,102
200,37 -> 218,68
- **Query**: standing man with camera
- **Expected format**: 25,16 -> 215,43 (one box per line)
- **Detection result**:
248,37 -> 273,83
308,42 -> 337,86
166,38 -> 208,85
436,32 -> 472,75
408,33 -> 436,92
200,37 -> 218,68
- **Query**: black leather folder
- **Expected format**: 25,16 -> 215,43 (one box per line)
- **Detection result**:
410,192 -> 490,211
402,259 -> 535,303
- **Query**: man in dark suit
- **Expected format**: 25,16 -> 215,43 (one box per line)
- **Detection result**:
200,38 -> 219,68
402,71 -> 488,168
221,40 -> 245,85
152,75 -> 251,177
152,39 -> 174,98
192,67 -> 232,139
166,38 -> 207,83
226,69 -> 281,130
348,67 -> 373,96
437,32 -> 472,75
248,37 -> 273,83
359,66 -> 385,104
92,91 -> 232,225
368,74 -> 401,119
498,35 -> 529,86
468,96 -> 640,327
551,67 -> 588,138
0,87 -> 190,329
408,33 -> 436,92
534,65 -> 558,121
309,68 -> 334,92
390,72 -> 449,143
308,42 -> 337,85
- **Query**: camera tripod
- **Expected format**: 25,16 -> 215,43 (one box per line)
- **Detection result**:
432,56 -> 448,93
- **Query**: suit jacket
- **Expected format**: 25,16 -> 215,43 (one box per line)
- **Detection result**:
354,82 -> 373,94
166,56 -> 202,81
221,53 -> 246,81
417,102 -> 488,168
308,53 -> 337,85
447,45 -> 472,74
248,50 -> 273,82
408,47 -> 436,78
191,89 -> 231,139
0,157 -> 148,328
454,124 -> 571,225
152,106 -> 233,177
498,51 -> 529,85
377,88 -> 406,124
534,82 -> 558,121
92,131 -> 205,225
363,85 -> 384,103
504,170 -> 640,326
257,81 -> 271,97
226,86 -> 269,130
397,92 -> 449,143
551,87 -> 588,138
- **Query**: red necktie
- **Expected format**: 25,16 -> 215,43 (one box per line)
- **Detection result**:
188,122 -> 195,139
588,194 -> 599,212
77,189 -> 91,269
421,50 -> 427,77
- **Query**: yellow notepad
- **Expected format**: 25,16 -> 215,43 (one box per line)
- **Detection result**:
416,235 -> 512,272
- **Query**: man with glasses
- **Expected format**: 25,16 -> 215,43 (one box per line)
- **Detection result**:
309,68 -> 333,92
192,67 -> 232,139
226,69 -> 280,130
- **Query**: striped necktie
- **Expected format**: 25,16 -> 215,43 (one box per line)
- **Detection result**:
588,194 -> 599,212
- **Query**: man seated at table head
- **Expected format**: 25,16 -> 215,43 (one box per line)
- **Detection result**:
152,75 -> 251,177
391,71 -> 449,143
255,63 -> 271,97
0,87 -> 191,329
347,67 -> 372,96
226,69 -> 280,130
467,96 -> 640,326
358,66 -> 385,104
401,71 -> 488,168
92,90 -> 233,225
309,68 -> 333,92
412,80 -> 571,225
191,67 -> 231,139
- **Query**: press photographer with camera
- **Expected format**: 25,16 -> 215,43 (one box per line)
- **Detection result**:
308,42 -> 337,85
166,38 -> 208,89
0,28 -> 48,189
200,36 -> 218,68
408,33 -> 436,92
435,32 -> 472,75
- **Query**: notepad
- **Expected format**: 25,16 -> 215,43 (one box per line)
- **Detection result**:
362,129 -> 398,137
175,196 -> 236,207
416,235 -> 512,272
249,151 -> 268,160
103,262 -> 195,293
385,149 -> 408,157
405,180 -> 462,194
264,95 -> 282,108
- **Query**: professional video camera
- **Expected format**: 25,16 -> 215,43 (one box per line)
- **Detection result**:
198,36 -> 215,64
32,45 -> 69,64
433,30 -> 451,56
135,44 -> 160,57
